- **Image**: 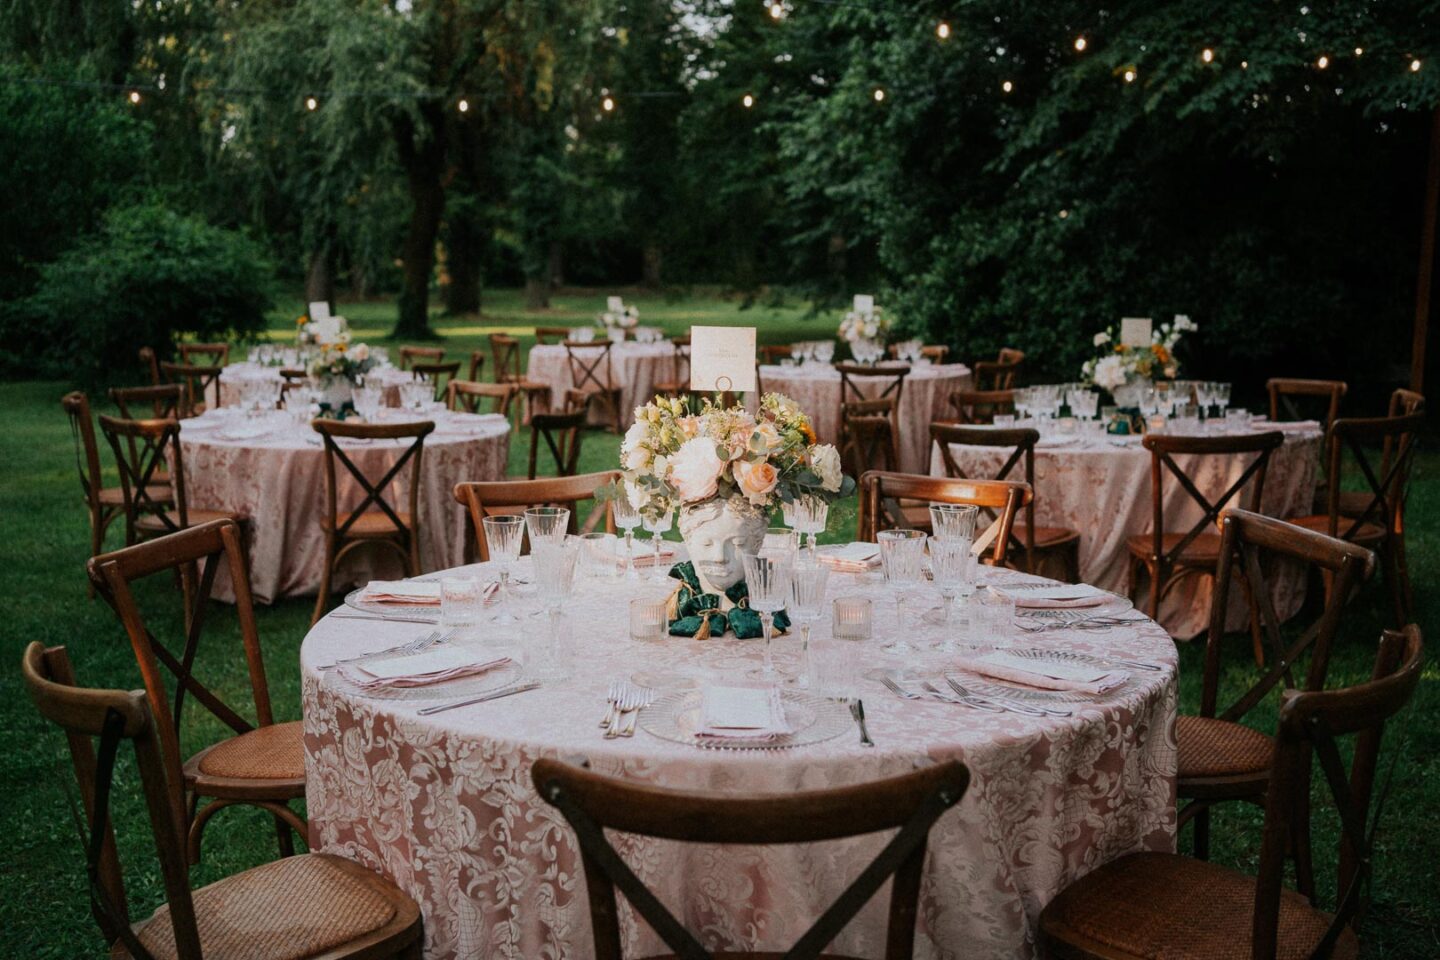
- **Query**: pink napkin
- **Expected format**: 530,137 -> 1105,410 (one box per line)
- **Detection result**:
628,547 -> 678,569
991,583 -> 1111,609
358,580 -> 442,605
818,543 -> 882,573
695,685 -> 794,740
950,652 -> 1126,695
338,649 -> 512,690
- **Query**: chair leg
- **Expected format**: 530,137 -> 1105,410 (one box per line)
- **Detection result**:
1064,540 -> 1081,585
275,814 -> 296,858
1192,805 -> 1211,860
1393,531 -> 1414,623
87,507 -> 104,599
1233,568 -> 1265,669
1379,539 -> 1407,629
1146,561 -> 1163,621
312,534 -> 337,626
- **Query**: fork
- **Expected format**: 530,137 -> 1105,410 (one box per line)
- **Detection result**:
944,677 -> 1053,718
604,683 -> 657,739
599,680 -> 623,728
880,675 -> 922,700
318,629 -> 451,671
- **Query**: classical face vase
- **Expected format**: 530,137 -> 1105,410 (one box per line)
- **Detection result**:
678,497 -> 767,594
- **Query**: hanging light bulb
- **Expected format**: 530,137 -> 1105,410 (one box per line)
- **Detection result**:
873,87 -> 886,102
1241,60 -> 1250,69
458,98 -> 470,113
768,2 -> 784,20
602,95 -> 615,112
127,89 -> 142,104
936,21 -> 950,40
1123,68 -> 1137,83
1354,47 -> 1364,57
1001,80 -> 1013,93
1316,55 -> 1330,69
1411,58 -> 1423,73
305,95 -> 319,111
1201,48 -> 1214,63
742,92 -> 754,108
1074,36 -> 1087,52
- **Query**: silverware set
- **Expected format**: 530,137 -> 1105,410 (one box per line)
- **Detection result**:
330,612 -> 441,625
416,680 -> 542,716
1016,611 -> 1147,633
317,628 -> 452,671
849,699 -> 874,747
601,681 -> 657,738
879,673 -> 1069,718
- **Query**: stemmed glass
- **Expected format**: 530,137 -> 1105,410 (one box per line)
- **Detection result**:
790,494 -> 829,562
929,503 -> 978,543
877,529 -> 927,653
611,486 -> 642,580
532,539 -> 579,681
482,515 -> 525,625
642,504 -> 675,580
742,552 -> 793,682
787,562 -> 829,687
524,506 -> 570,550
1214,382 -> 1231,417
929,538 -> 976,648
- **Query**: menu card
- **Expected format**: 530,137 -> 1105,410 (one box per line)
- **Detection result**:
1120,317 -> 1153,347
690,325 -> 757,393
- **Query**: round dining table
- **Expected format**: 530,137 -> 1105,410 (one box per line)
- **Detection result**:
220,361 -> 417,407
179,408 -> 510,604
929,419 -> 1324,638
301,560 -> 1177,960
751,362 -> 973,473
526,341 -> 676,425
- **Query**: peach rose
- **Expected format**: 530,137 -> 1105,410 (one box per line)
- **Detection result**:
734,458 -> 779,505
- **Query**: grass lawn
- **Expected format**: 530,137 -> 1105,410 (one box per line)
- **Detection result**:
1,288 -> 1436,957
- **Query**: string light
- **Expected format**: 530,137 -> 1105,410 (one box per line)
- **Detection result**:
601,95 -> 615,112
936,21 -> 950,40
1241,60 -> 1249,69
1316,55 -> 1329,70
1354,47 -> 1364,57
768,2 -> 784,20
1411,58 -> 1423,73
1123,68 -> 1137,83
1001,80 -> 1013,93
457,98 -> 470,113
1201,48 -> 1214,63
127,89 -> 141,104
873,87 -> 886,102
742,92 -> 754,108
304,95 -> 318,111
1074,36 -> 1087,52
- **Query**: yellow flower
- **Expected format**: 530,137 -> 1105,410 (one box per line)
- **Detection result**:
800,421 -> 817,444
296,316 -> 307,327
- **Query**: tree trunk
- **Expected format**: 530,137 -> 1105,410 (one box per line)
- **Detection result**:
524,276 -> 550,309
548,241 -> 564,289
827,232 -> 847,281
392,109 -> 446,341
304,244 -> 335,312
445,214 -> 483,315
642,243 -> 662,288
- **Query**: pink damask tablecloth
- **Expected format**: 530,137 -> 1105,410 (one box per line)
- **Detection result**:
301,561 -> 1177,959
929,422 -> 1323,639
179,410 -> 510,603
527,342 -> 677,425
749,363 -> 973,473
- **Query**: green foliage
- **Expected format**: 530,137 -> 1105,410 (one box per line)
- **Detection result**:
17,201 -> 274,385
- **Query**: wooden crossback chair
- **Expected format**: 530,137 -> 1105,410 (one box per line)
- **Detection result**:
534,325 -> 571,345
447,379 -> 515,417
563,339 -> 625,433
179,342 -> 229,366
278,368 -> 308,408
858,471 -> 1031,566
652,335 -> 691,399
1040,624 -> 1423,960
996,346 -> 1025,366
111,383 -> 184,421
888,343 -> 950,362
972,360 -> 1020,392
948,389 -> 1015,424
86,519 -> 308,863
98,415 -> 236,547
159,362 -> 222,417
467,349 -> 486,382
62,392 -> 142,593
21,640 -> 423,960
1125,431 -> 1284,623
311,418 -> 435,624
453,471 -> 619,560
841,399 -> 901,478
398,345 -> 444,370
932,422 -> 1081,582
529,402 -> 588,479
836,363 -> 909,453
758,344 -> 794,365
1335,388 -> 1424,520
1181,509 -> 1375,863
1285,411 -> 1423,626
532,756 -> 969,960
409,360 -> 461,401
139,346 -> 163,386
489,333 -> 552,424
1267,377 -> 1347,432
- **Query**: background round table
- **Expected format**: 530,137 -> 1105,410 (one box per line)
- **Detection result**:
180,409 -> 510,603
526,341 -> 676,425
220,362 -> 416,407
751,362 -> 973,473
929,420 -> 1324,638
301,561 -> 1177,960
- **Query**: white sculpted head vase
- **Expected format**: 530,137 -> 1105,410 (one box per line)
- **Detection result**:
678,496 -> 767,594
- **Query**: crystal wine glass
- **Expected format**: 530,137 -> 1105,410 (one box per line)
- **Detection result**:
1215,382 -> 1232,417
929,538 -> 973,647
742,552 -> 793,682
642,505 -> 674,580
877,529 -> 926,653
482,515 -> 526,624
532,539 -> 579,681
524,506 -> 570,551
791,494 -> 830,562
611,488 -> 642,581
786,561 -> 829,687
928,503 -> 978,543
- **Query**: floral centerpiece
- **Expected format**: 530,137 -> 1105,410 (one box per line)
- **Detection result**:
598,300 -> 640,332
301,315 -> 376,413
838,305 -> 891,363
615,393 -> 854,632
1082,314 -> 1196,401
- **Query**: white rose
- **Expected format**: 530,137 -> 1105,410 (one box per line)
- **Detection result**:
350,343 -> 370,362
1093,331 -> 1110,347
624,445 -> 650,471
624,479 -> 646,511
621,420 -> 647,455
811,443 -> 843,492
668,438 -> 723,503
1093,354 -> 1128,391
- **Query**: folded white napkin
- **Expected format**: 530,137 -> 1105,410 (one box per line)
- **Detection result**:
950,652 -> 1125,694
696,685 -> 794,739
818,542 -> 882,572
358,580 -> 443,605
990,582 -> 1111,609
339,649 -> 511,690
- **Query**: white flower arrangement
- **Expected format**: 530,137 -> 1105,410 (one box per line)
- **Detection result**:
838,305 -> 891,345
615,393 -> 854,520
1080,313 -> 1196,390
598,302 -> 640,330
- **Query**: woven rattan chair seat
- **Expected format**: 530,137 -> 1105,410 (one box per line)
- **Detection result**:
194,721 -> 305,781
1177,715 -> 1274,780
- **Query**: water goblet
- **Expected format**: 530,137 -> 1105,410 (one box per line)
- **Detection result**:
482,515 -> 526,624
928,503 -> 977,543
524,506 -> 570,550
642,506 -> 675,580
1215,382 -> 1232,417
742,552 -> 793,682
786,562 -> 830,687
877,529 -> 926,653
579,532 -> 621,584
762,526 -> 799,565
929,538 -> 973,648
790,494 -> 829,561
612,489 -> 642,581
532,539 -> 579,681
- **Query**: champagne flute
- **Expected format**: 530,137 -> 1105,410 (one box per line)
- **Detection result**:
612,487 -> 642,581
482,515 -> 525,624
787,562 -> 829,687
532,539 -> 579,681
742,552 -> 793,682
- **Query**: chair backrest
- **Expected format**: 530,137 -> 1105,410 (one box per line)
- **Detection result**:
410,360 -> 461,400
278,368 -> 307,407
1139,431 -> 1284,571
1266,378 -> 1346,432
528,408 -> 587,480
98,415 -> 188,532
973,360 -> 1020,392
931,423 -> 1042,564
564,340 -> 615,393
534,326 -> 570,345
835,363 -> 909,414
179,342 -> 229,366
139,346 -> 163,386
1252,625 -> 1423,959
398,345 -> 444,370
858,470 -> 1031,564
841,402 -> 900,476
159,362 -> 222,417
947,388 -> 1015,425
532,756 -> 969,960
311,418 -> 434,541
453,471 -> 618,560
62,392 -> 105,512
1203,509 -> 1376,727
666,336 -> 692,387
490,334 -> 524,383
467,349 -> 486,382
110,383 -> 184,421
1318,412 -> 1424,542
921,344 -> 949,362
86,520 -> 275,836
1388,387 -> 1424,417
997,346 -> 1025,365
22,642 -> 201,958
758,344 -> 793,365
447,379 -> 514,417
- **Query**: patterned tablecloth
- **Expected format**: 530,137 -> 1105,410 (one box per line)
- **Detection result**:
302,560 -> 1177,959
179,409 -> 510,603
750,363 -> 973,473
929,422 -> 1323,638
527,342 -> 677,425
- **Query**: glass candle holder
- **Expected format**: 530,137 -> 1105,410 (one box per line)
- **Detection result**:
440,577 -> 483,629
629,597 -> 669,642
832,597 -> 873,641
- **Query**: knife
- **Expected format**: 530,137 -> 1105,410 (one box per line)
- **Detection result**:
416,681 -> 541,716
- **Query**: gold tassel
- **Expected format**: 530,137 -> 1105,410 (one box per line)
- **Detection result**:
664,583 -> 683,621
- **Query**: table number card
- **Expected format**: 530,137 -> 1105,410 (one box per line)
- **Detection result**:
853,294 -> 875,314
307,300 -> 331,320
606,296 -> 625,312
1120,317 -> 1153,347
690,325 -> 757,393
